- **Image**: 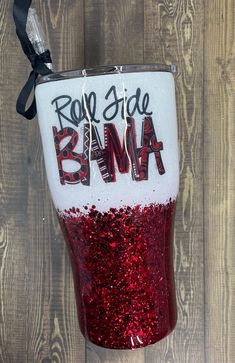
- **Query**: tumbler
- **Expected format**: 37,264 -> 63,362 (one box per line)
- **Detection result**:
35,64 -> 179,349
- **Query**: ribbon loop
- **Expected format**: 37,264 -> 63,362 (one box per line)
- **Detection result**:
13,0 -> 53,120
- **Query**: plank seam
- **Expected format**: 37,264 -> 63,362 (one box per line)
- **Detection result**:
203,0 -> 207,362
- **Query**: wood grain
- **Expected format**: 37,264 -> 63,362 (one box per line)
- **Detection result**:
1,0 -> 235,362
204,1 -> 235,362
0,1 -> 85,362
144,1 -> 205,362
85,0 -> 144,67
0,1 -> 30,361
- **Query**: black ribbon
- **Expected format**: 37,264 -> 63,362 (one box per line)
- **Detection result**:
13,0 -> 53,119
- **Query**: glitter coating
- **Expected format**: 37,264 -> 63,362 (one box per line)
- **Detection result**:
58,201 -> 177,349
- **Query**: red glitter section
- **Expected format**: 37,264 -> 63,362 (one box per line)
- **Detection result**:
58,201 -> 177,349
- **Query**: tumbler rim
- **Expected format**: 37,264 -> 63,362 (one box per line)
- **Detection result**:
37,64 -> 177,85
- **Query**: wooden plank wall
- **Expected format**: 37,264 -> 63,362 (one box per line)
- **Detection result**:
204,1 -> 235,362
0,1 -> 234,362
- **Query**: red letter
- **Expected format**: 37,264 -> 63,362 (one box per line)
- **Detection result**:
53,127 -> 90,185
104,123 -> 130,181
137,117 -> 165,181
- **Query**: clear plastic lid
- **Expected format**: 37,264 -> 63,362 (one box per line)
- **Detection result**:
37,64 -> 177,85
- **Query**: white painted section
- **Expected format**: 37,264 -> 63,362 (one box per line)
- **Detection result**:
35,71 -> 179,212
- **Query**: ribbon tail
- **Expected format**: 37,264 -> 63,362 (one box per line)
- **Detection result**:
16,70 -> 38,120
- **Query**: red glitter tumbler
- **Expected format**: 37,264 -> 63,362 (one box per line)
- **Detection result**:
35,64 -> 179,349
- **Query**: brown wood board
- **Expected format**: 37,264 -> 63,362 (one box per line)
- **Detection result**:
0,1 -> 234,362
